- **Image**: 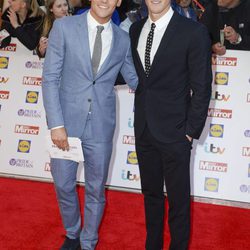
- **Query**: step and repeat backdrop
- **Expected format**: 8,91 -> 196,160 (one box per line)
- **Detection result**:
0,39 -> 249,203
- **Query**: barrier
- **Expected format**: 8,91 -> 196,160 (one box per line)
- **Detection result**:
0,39 -> 249,203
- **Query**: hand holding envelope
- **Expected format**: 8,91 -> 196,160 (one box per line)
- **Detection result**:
46,136 -> 84,162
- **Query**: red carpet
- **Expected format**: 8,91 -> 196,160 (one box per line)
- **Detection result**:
0,177 -> 249,250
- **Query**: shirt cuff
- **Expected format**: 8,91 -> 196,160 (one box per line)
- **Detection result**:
50,126 -> 64,130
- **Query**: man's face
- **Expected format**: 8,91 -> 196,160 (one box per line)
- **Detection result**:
217,0 -> 240,8
177,0 -> 192,8
145,0 -> 171,21
90,0 -> 122,24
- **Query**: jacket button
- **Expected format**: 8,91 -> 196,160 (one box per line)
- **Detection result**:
88,98 -> 91,102
93,81 -> 95,85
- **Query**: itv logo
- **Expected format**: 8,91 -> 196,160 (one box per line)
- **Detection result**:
204,143 -> 225,154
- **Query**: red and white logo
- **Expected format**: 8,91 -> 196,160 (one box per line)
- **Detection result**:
242,147 -> 250,157
0,90 -> 10,99
0,43 -> 17,52
199,161 -> 228,172
14,125 -> 39,135
208,108 -> 232,119
22,76 -> 42,86
122,135 -> 135,145
212,56 -> 237,66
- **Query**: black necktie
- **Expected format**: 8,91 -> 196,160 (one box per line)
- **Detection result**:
145,23 -> 156,77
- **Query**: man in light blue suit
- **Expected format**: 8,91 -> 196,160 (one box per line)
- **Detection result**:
42,0 -> 137,249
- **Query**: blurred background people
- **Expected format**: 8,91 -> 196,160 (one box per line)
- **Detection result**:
200,0 -> 250,55
171,0 -> 198,21
37,0 -> 68,57
0,0 -> 44,50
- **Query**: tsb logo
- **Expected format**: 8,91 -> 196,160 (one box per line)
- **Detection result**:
127,151 -> 138,165
204,177 -> 219,192
214,72 -> 228,85
209,124 -> 224,138
26,91 -> 39,104
17,140 -> 31,153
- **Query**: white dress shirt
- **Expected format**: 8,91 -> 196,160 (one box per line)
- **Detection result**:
137,8 -> 174,69
87,11 -> 113,72
51,11 -> 113,131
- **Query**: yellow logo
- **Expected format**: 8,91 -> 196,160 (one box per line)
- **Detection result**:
18,140 -> 31,153
205,178 -> 219,192
209,124 -> 224,138
215,72 -> 228,85
0,57 -> 9,69
127,151 -> 138,165
26,91 -> 39,104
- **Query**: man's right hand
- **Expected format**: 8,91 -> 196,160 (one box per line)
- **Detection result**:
212,42 -> 226,56
51,127 -> 69,151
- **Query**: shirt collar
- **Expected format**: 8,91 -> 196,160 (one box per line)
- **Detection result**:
87,10 -> 111,32
147,7 -> 174,31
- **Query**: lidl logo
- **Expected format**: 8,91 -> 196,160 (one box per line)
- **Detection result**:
17,140 -> 31,153
127,151 -> 138,165
209,124 -> 224,138
204,177 -> 219,192
0,57 -> 9,69
26,91 -> 39,104
214,72 -> 229,85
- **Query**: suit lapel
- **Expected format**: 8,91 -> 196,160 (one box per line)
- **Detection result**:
77,12 -> 93,80
149,12 -> 179,76
132,18 -> 147,76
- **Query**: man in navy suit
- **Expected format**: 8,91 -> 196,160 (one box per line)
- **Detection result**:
42,0 -> 137,249
130,0 -> 212,249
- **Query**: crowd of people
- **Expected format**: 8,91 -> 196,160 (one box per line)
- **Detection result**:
0,0 -> 249,55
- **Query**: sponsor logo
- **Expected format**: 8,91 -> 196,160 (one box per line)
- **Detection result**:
0,57 -> 9,69
25,61 -> 43,69
204,177 -> 219,192
248,164 -> 250,178
121,170 -> 140,181
240,185 -> 250,193
244,130 -> 250,137
44,162 -> 51,172
18,109 -> 41,118
122,135 -> 135,145
211,91 -> 230,101
199,161 -> 228,172
209,124 -> 224,138
22,76 -> 42,86
0,76 -> 9,84
0,43 -> 16,52
247,93 -> 250,103
212,56 -> 237,66
17,140 -> 31,153
242,147 -> 250,157
0,90 -> 10,99
214,72 -> 229,85
14,125 -> 39,135
9,158 -> 33,168
204,143 -> 225,154
128,117 -> 134,128
208,108 -> 232,119
127,151 -> 138,165
26,91 -> 39,104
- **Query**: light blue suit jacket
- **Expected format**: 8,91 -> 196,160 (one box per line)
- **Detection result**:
42,12 -> 138,142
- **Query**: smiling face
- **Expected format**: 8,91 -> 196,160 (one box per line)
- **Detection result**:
145,0 -> 171,22
50,0 -> 68,18
90,0 -> 122,24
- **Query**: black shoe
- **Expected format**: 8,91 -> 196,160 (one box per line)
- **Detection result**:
60,236 -> 80,250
